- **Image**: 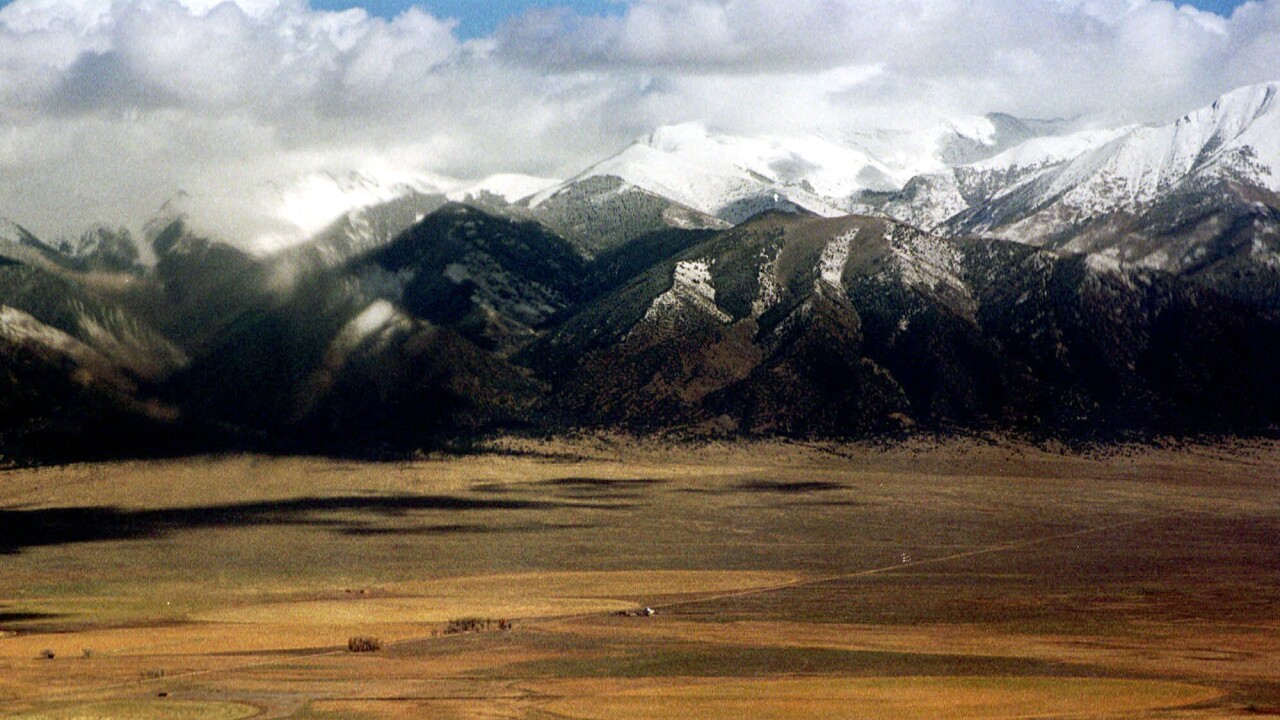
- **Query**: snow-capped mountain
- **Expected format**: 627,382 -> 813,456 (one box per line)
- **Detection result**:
529,116 -> 1079,229
528,124 -> 862,222
519,82 -> 1280,288
861,127 -> 1134,232
1029,82 -> 1279,217
873,82 -> 1280,283
3,216 -> 144,274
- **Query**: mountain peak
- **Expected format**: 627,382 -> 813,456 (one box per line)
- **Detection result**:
1207,81 -> 1279,115
1171,81 -> 1278,151
642,122 -> 714,152
1,217 -> 35,246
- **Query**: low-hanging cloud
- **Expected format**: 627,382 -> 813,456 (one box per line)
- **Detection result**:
1,0 -> 1277,247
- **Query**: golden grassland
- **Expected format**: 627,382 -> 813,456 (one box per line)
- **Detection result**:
1,437 -> 1278,719
533,677 -> 1224,720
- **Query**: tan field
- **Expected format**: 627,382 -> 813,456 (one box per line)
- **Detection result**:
1,438 -> 1279,719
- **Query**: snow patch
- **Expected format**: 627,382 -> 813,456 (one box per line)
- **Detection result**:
348,301 -> 400,342
76,309 -> 188,381
818,229 -> 856,289
643,259 -> 731,325
1251,236 -> 1280,268
883,224 -> 967,298
0,305 -> 126,388
752,244 -> 784,318
1085,252 -> 1124,274
0,306 -> 86,355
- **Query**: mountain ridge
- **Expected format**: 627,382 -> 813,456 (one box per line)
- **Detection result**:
4,83 -> 1280,461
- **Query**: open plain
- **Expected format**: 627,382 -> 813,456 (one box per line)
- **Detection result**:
1,438 -> 1278,719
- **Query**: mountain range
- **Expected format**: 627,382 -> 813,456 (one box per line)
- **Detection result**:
3,82 -> 1279,461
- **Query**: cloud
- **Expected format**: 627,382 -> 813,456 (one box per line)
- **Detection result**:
0,0 -> 1277,248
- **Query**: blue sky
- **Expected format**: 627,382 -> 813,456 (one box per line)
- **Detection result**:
1180,0 -> 1251,13
311,0 -> 1246,37
306,0 -> 631,37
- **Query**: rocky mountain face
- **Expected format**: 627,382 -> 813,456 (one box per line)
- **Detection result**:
3,83 -> 1280,461
523,175 -> 730,257
528,212 -> 1280,437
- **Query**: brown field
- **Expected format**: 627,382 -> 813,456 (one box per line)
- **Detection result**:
1,438 -> 1278,719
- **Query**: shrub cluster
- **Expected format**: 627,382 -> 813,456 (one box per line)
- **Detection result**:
347,636 -> 382,653
443,618 -> 512,635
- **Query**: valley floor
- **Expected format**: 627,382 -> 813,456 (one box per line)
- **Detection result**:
0,438 -> 1278,719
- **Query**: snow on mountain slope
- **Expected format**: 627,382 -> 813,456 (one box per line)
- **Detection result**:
1041,82 -> 1279,216
521,174 -> 729,256
862,82 -> 1280,279
531,124 -> 873,223
305,300 -> 416,405
638,124 -> 884,203
0,305 -> 134,392
950,82 -> 1280,275
75,305 -> 189,382
270,190 -> 449,284
966,127 -> 1136,176
818,229 -> 856,289
879,222 -> 969,303
870,127 -> 1134,231
751,243 -> 784,319
532,116 -> 1078,228
641,259 -> 732,327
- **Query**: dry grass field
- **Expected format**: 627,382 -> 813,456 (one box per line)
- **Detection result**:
1,437 -> 1278,719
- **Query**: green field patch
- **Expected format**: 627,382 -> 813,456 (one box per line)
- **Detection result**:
195,596 -> 637,625
489,645 -> 1093,680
